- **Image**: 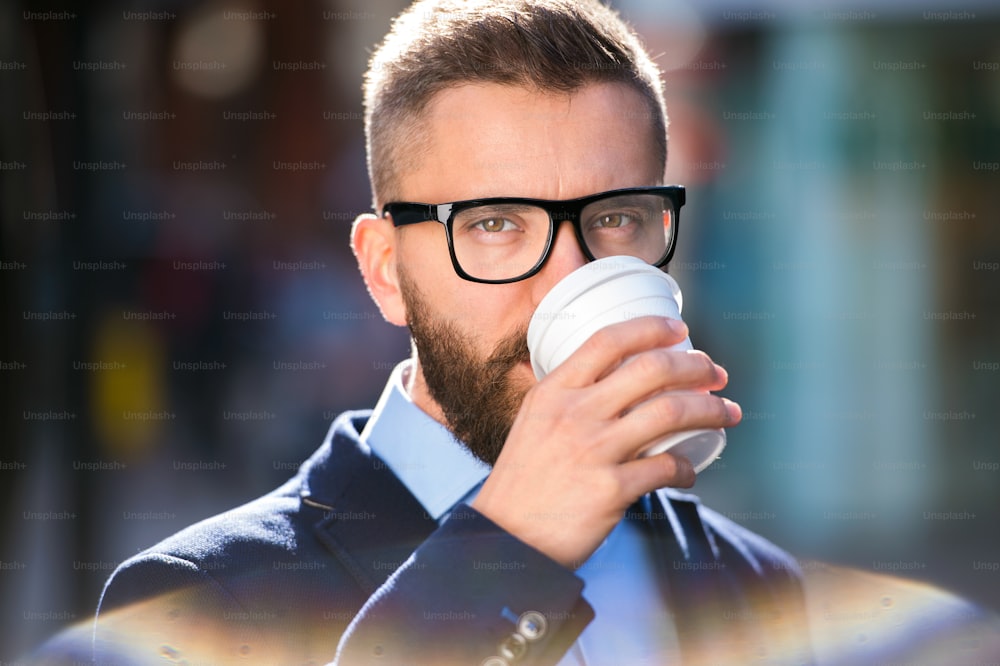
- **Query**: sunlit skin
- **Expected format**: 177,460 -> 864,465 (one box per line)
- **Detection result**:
352,82 -> 741,568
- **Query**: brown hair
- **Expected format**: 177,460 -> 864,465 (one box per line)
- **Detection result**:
363,0 -> 668,208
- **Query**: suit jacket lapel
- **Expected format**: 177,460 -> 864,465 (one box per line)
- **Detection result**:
650,488 -> 790,664
644,489 -> 744,662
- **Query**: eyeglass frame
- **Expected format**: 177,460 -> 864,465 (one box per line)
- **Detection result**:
381,185 -> 686,284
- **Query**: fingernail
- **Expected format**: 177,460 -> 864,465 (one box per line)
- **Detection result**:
724,399 -> 742,423
677,456 -> 696,487
666,317 -> 688,336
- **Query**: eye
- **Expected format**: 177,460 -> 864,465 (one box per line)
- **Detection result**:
473,217 -> 518,233
593,213 -> 632,228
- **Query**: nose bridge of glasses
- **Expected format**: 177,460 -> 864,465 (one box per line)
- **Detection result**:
548,200 -> 584,241
554,201 -> 607,266
546,205 -> 589,266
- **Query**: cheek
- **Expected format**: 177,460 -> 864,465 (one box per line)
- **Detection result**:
471,289 -> 533,329
451,293 -> 510,339
397,228 -> 451,279
421,272 -> 530,331
398,233 -> 534,345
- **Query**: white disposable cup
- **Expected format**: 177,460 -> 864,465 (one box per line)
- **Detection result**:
527,256 -> 726,473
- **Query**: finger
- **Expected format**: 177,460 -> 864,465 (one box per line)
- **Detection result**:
602,392 -> 740,461
583,348 -> 728,418
546,316 -> 689,388
617,451 -> 696,496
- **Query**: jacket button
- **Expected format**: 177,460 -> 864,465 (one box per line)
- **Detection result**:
498,633 -> 527,661
517,611 -> 547,641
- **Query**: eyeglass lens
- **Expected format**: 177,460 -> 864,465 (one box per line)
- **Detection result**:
450,193 -> 673,281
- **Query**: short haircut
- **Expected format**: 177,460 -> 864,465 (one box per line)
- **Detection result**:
363,0 -> 668,208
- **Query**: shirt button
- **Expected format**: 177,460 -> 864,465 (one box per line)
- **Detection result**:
481,658 -> 508,666
498,633 -> 528,661
517,610 -> 548,641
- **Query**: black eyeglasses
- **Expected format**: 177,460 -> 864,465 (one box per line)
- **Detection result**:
382,186 -> 684,284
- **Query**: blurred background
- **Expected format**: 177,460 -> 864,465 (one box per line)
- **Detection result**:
2,0 -> 998,659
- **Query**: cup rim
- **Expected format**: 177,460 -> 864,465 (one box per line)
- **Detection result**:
527,256 -> 684,378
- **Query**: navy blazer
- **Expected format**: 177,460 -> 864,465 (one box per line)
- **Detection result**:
87,411 -> 812,665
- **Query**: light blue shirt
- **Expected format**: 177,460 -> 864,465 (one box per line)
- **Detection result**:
361,361 -> 680,665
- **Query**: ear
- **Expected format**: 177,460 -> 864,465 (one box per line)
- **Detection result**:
351,213 -> 408,326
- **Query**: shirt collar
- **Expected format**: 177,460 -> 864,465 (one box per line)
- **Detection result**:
360,361 -> 491,520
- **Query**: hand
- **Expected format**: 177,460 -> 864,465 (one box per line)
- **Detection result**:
471,316 -> 741,569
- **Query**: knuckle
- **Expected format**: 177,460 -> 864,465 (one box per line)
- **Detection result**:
600,470 -> 627,498
652,396 -> 684,424
587,324 -> 622,351
629,351 -> 668,379
519,383 -> 560,418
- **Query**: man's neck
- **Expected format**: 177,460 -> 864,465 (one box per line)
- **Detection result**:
401,356 -> 450,429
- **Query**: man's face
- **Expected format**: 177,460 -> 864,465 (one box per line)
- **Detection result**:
391,82 -> 664,464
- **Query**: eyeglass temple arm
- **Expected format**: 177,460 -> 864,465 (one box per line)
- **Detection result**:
383,203 -> 452,227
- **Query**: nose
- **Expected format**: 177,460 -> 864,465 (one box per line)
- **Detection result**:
530,220 -> 587,304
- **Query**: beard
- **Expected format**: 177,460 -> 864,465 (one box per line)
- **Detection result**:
399,271 -> 532,466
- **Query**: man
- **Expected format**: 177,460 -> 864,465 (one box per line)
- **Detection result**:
90,1 -> 813,664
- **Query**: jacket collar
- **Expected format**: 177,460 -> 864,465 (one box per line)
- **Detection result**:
299,411 -> 440,596
654,487 -> 717,562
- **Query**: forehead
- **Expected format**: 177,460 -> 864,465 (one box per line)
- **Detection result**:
397,82 -> 663,204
